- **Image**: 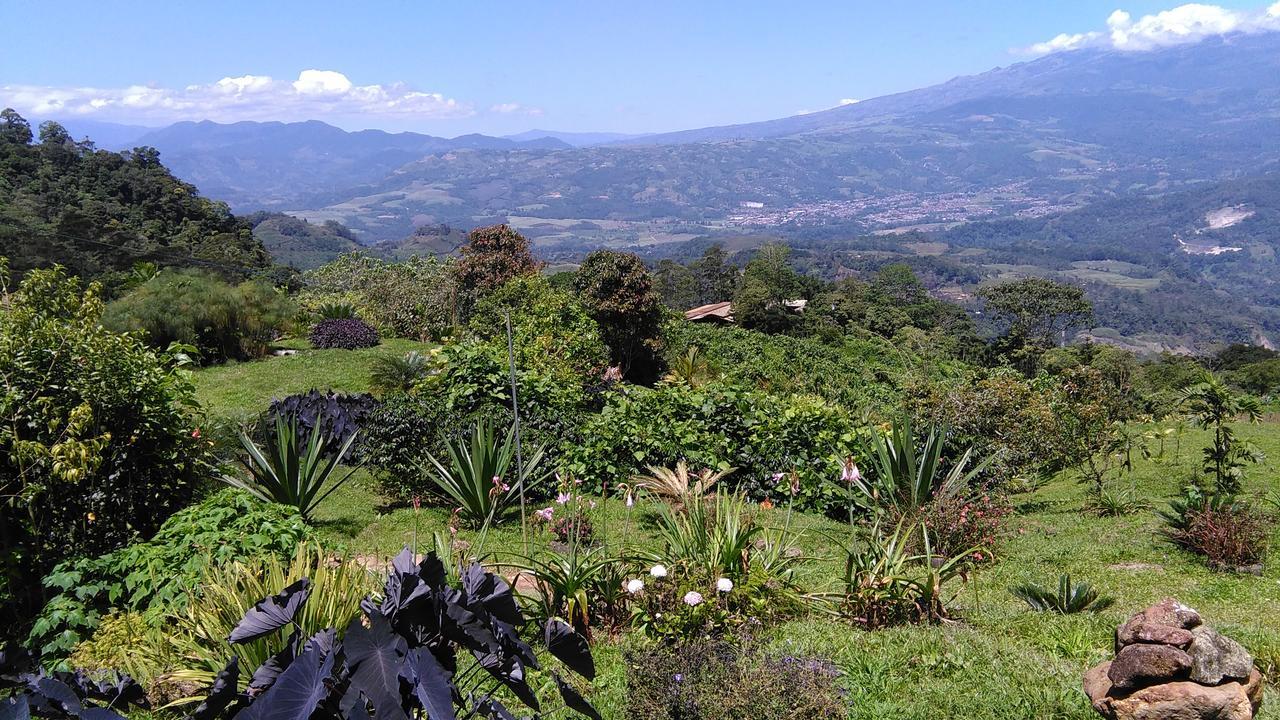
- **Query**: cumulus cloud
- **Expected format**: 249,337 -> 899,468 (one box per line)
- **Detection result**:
0,69 -> 477,123
1020,1 -> 1280,55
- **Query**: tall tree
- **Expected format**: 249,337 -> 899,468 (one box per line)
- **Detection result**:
979,277 -> 1093,349
733,243 -> 807,333
453,224 -> 541,316
652,259 -> 698,310
1178,370 -> 1263,495
690,244 -> 738,304
573,249 -> 665,382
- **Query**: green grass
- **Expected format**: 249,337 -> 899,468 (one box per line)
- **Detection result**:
190,338 -> 433,420
193,351 -> 1280,718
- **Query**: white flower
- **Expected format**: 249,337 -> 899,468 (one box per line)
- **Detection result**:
626,579 -> 644,594
716,578 -> 733,593
683,591 -> 704,606
650,564 -> 668,579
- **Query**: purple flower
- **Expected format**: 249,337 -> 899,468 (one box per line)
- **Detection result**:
535,507 -> 554,521
556,492 -> 571,505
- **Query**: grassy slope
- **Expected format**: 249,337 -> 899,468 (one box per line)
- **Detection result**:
192,352 -> 1280,719
191,338 -> 432,420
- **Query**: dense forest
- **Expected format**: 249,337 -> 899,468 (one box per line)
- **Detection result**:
0,110 -> 270,289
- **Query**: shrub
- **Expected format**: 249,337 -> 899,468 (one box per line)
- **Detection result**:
302,253 -> 457,340
28,489 -> 309,662
1010,574 -> 1115,614
181,547 -> 601,720
309,317 -> 379,349
919,489 -> 1011,561
624,636 -> 847,720
573,249 -> 665,382
226,415 -> 361,522
564,381 -> 859,512
103,269 -> 294,363
1165,494 -> 1271,569
0,263 -> 210,643
453,224 -> 541,315
369,350 -> 432,395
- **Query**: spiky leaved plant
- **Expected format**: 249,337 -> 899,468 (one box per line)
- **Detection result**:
225,415 -> 359,522
1010,573 -> 1115,614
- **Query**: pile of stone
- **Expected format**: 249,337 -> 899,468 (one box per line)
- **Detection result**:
1084,598 -> 1263,720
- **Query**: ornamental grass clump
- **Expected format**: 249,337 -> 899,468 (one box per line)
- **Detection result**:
420,420 -> 549,527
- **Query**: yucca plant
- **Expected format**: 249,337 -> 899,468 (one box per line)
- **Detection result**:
653,490 -> 760,580
634,460 -> 736,507
1010,574 -> 1115,614
512,545 -> 619,637
421,421 -> 549,527
224,415 -> 359,521
850,418 -> 987,518
369,350 -> 431,394
315,301 -> 357,320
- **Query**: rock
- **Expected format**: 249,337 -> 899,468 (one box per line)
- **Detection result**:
1108,643 -> 1192,690
1117,619 -> 1195,650
1084,663 -> 1263,720
1140,598 -> 1203,630
1187,626 -> 1254,685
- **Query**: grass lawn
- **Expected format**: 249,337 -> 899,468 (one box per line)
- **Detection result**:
193,353 -> 1280,719
191,338 -> 433,420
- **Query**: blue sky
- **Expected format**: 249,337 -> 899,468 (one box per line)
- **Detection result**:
1,0 -> 1275,136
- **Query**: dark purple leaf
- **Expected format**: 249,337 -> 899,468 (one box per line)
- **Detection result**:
544,620 -> 594,680
344,610 -> 408,720
247,632 -> 299,696
189,656 -> 239,720
462,564 -> 523,626
0,696 -> 29,720
404,648 -> 456,720
228,578 -> 312,644
238,644 -> 333,720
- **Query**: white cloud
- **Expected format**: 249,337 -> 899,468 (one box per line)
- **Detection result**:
838,98 -> 861,106
1020,1 -> 1280,55
489,102 -> 543,116
0,69 -> 477,123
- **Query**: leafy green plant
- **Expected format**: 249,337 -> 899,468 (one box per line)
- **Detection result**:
1010,574 -> 1115,614
825,519 -> 976,628
314,301 -> 356,320
653,492 -> 761,581
167,543 -> 378,688
369,350 -> 432,395
225,415 -> 360,521
1084,485 -> 1151,517
1179,370 -> 1264,494
662,345 -> 718,387
849,418 -> 986,518
421,420 -> 549,527
28,489 -> 308,665
514,545 -> 620,637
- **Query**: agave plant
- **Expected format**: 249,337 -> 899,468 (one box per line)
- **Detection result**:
183,548 -> 601,720
224,415 -> 359,522
634,460 -> 736,506
849,418 -> 987,518
369,350 -> 432,395
421,421 -> 549,527
1010,573 -> 1115,614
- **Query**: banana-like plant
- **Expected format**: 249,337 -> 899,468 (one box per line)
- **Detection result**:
224,415 -> 359,522
1009,573 -> 1115,614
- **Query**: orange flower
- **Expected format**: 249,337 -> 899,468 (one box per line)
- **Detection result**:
759,499 -> 774,510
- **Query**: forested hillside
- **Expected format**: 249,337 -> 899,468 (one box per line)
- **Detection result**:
0,110 -> 269,284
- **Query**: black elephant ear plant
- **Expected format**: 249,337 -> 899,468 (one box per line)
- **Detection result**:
190,547 -> 601,720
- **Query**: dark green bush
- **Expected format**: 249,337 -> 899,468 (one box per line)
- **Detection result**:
103,269 -> 294,363
28,488 -> 309,662
563,380 -> 859,512
0,263 -> 212,643
302,253 -> 457,340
